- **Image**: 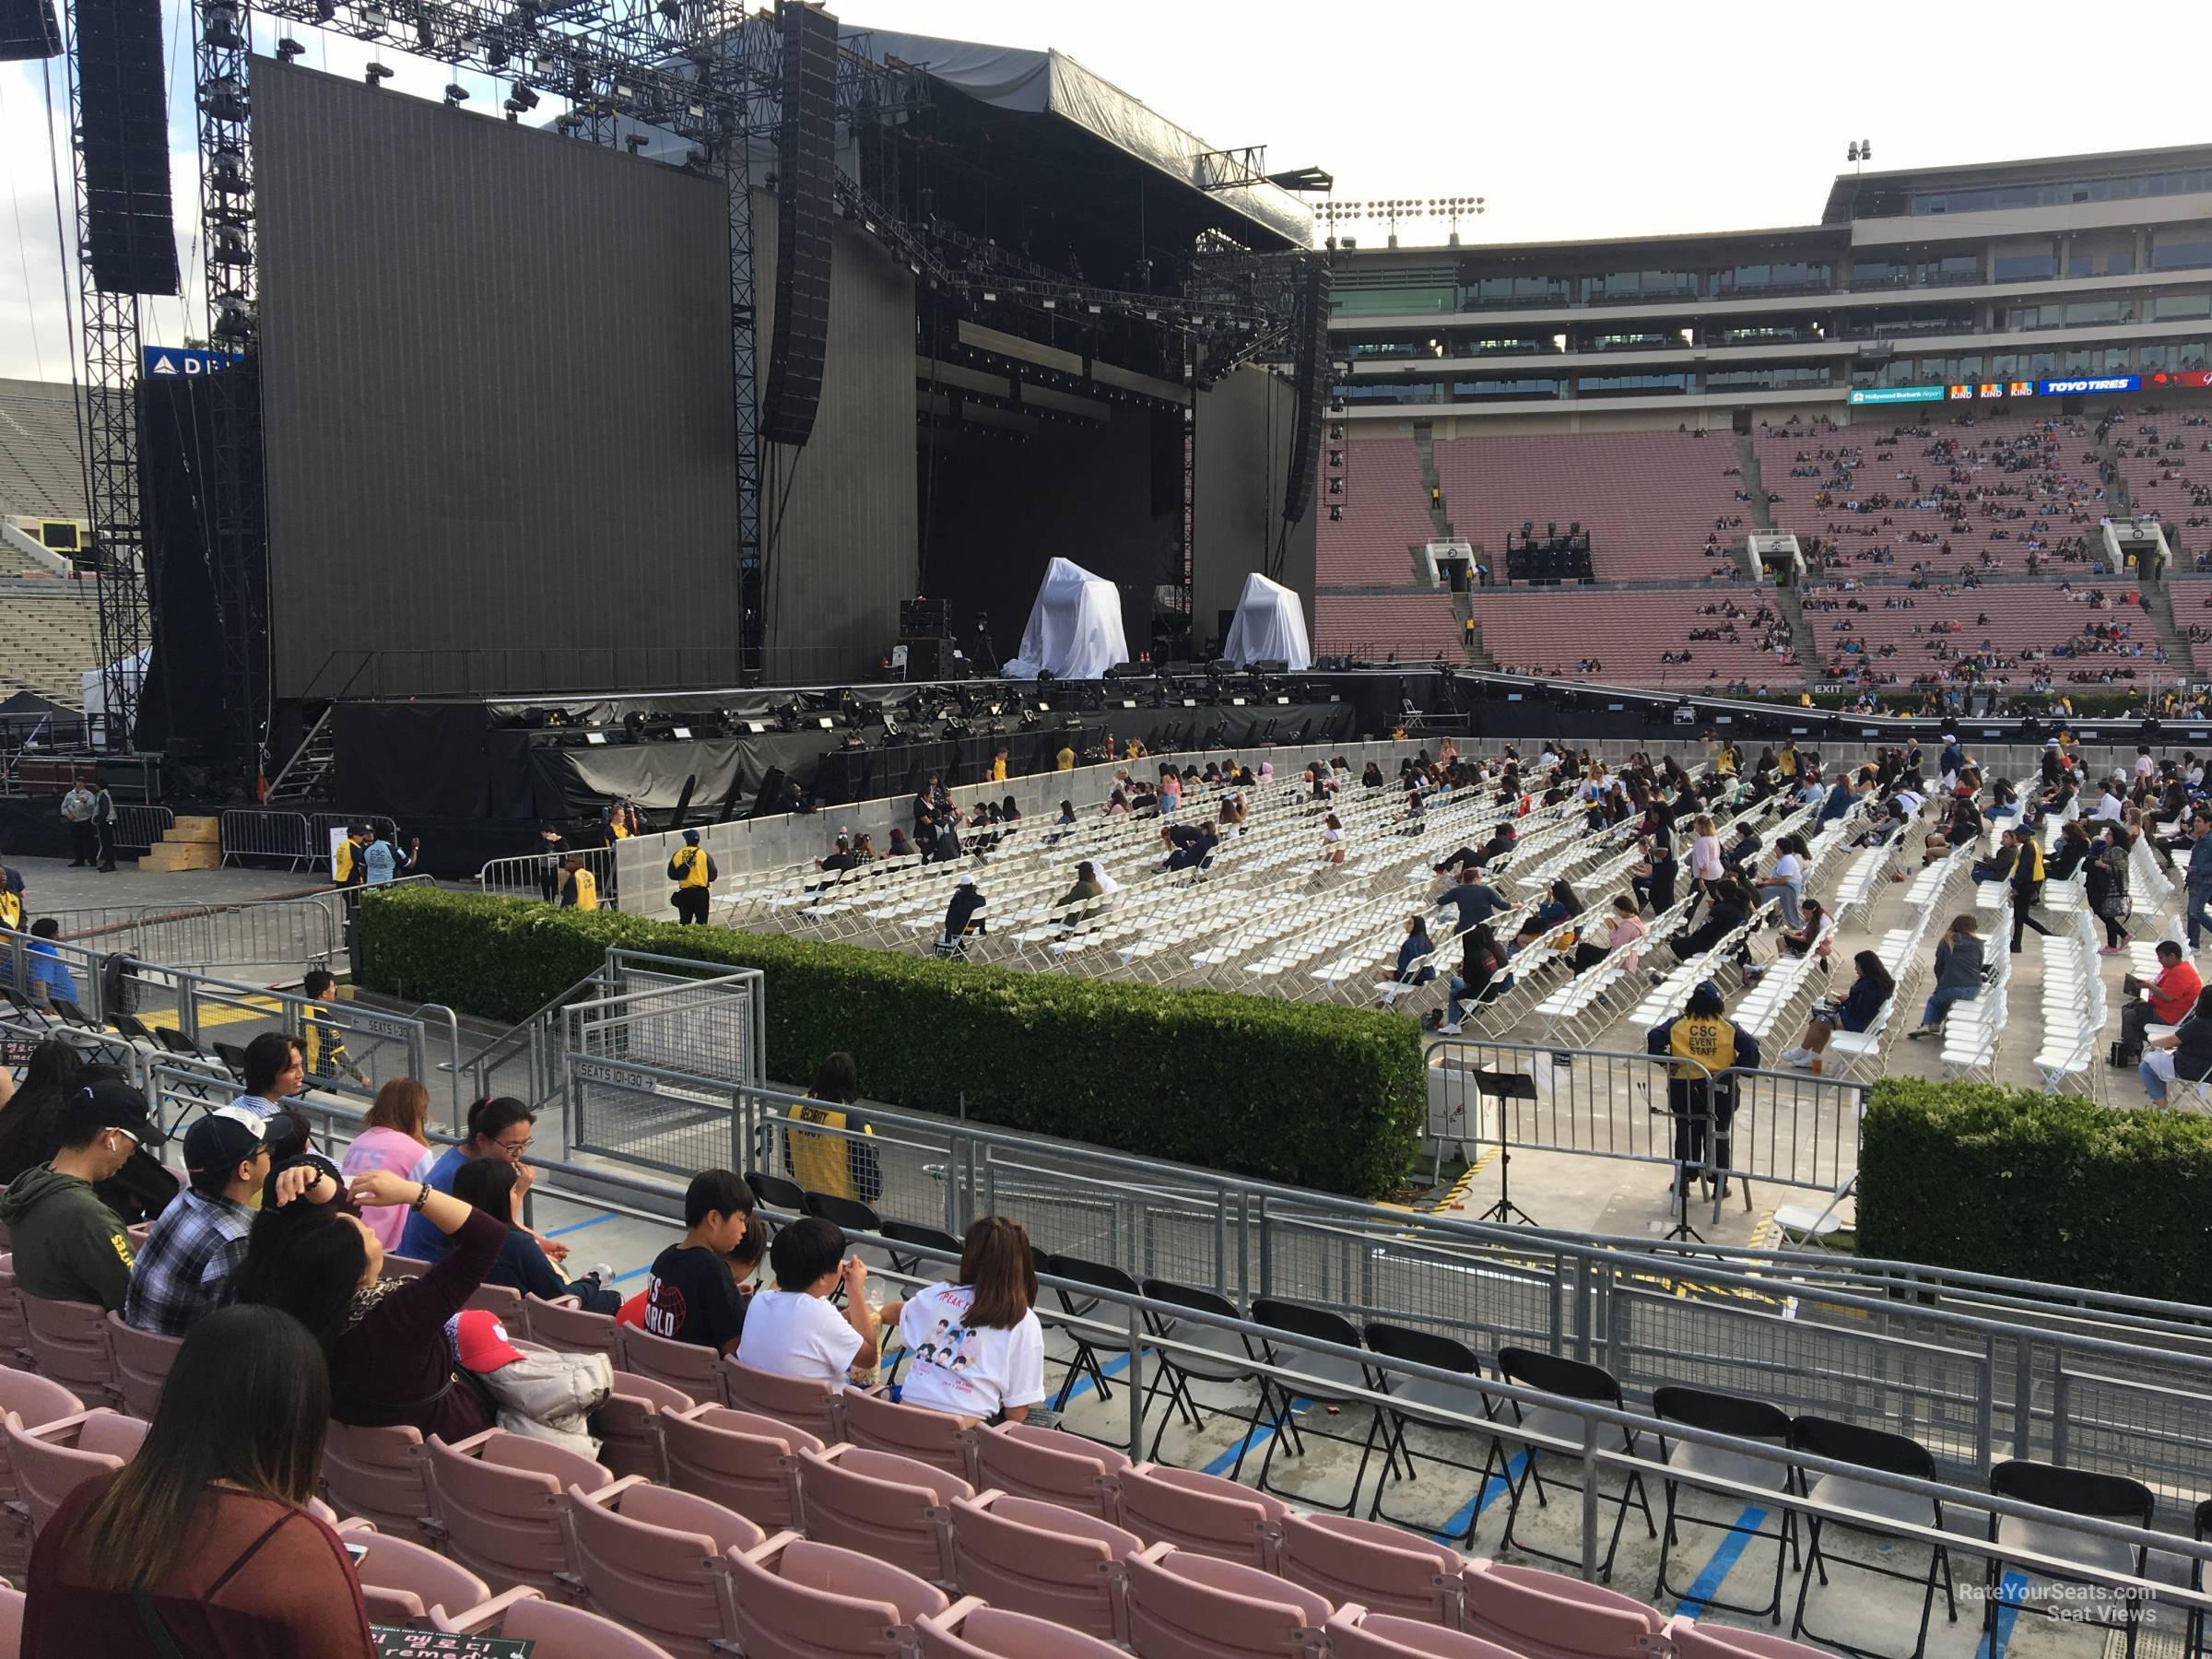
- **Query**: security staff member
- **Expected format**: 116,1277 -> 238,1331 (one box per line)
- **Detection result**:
783,1051 -> 882,1204
667,829 -> 717,925
1646,980 -> 1759,1201
557,853 -> 598,911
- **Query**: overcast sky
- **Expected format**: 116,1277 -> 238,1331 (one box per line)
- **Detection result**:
4,0 -> 2210,381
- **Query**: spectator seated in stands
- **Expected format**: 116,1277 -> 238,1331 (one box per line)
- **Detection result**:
400,1095 -> 557,1261
1393,916 -> 1437,986
1783,951 -> 1896,1075
448,1153 -> 620,1314
23,919 -> 77,1011
1752,833 -> 1810,926
1511,879 -> 1581,955
233,1161 -> 501,1442
1908,915 -> 1986,1039
1777,897 -> 1833,963
892,1216 -> 1046,1428
125,1107 -> 318,1337
1319,813 -> 1346,865
21,1304 -> 378,1659
0,1037 -> 78,1186
0,1077 -> 160,1312
230,1030 -> 305,1124
1670,871 -> 1754,965
641,1169 -> 757,1356
2140,985 -> 2212,1103
338,1077 -> 439,1253
2116,940 -> 2203,1067
735,1216 -> 882,1393
1053,861 -> 1106,920
1361,761 -> 1384,788
816,833 -> 856,876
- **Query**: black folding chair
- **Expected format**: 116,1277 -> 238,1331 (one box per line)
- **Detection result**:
1361,1322 -> 1497,1543
1042,1253 -> 1143,1444
1983,1460 -> 2154,1659
880,1218 -> 959,1280
1233,1297 -> 1383,1516
743,1169 -> 806,1215
803,1190 -> 882,1235
1136,1277 -> 1257,1462
1788,1415 -> 1956,1659
1489,1347 -> 1654,1582
1651,1383 -> 1798,1622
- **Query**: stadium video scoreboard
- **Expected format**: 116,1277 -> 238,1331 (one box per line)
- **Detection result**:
1851,370 -> 2212,406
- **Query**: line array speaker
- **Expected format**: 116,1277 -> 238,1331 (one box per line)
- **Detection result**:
76,0 -> 179,294
760,0 -> 838,448
1277,254 -> 1332,528
0,0 -> 61,61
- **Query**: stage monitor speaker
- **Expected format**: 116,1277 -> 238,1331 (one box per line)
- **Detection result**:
748,765 -> 788,818
760,0 -> 838,448
0,0 -> 61,60
75,0 -> 179,294
1277,254 -> 1333,529
903,637 -> 948,678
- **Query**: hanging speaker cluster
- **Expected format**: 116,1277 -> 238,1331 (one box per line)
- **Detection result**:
760,0 -> 838,448
76,0 -> 180,294
0,0 -> 61,60
1277,255 -> 1332,529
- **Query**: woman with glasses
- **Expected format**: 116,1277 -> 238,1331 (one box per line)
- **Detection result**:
394,1096 -> 564,1265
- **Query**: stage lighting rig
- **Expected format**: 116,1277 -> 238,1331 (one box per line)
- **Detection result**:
364,59 -> 394,82
504,81 -> 539,116
444,81 -> 469,105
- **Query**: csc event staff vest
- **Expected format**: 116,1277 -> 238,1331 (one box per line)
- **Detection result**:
1665,1015 -> 1738,1080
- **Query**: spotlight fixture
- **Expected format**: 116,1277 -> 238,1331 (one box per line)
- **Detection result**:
364,60 -> 394,82
275,35 -> 305,58
624,134 -> 647,153
443,81 -> 468,104
359,3 -> 386,30
504,80 -> 539,114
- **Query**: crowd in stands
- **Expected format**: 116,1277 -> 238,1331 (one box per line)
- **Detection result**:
1805,577 -> 2169,690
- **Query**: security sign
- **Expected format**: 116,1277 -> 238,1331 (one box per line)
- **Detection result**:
140,347 -> 241,378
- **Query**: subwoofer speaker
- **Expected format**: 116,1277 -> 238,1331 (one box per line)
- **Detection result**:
760,0 -> 838,447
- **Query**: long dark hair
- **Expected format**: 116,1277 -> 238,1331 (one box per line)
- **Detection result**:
453,1154 -> 521,1224
71,1305 -> 328,1590
231,1201 -> 370,1355
810,1052 -> 859,1104
0,1038 -> 82,1180
1853,950 -> 1897,1002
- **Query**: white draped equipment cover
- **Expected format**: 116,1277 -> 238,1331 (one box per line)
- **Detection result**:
1002,558 -> 1128,680
1220,571 -> 1312,671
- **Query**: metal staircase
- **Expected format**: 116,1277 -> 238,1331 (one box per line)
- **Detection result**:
266,706 -> 335,802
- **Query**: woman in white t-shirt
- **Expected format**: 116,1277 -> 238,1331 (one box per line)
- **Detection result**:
733,1217 -> 879,1391
1320,814 -> 1346,865
884,1216 -> 1045,1426
1752,833 -> 1808,927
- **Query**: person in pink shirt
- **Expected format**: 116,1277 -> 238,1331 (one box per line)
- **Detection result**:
336,1077 -> 438,1252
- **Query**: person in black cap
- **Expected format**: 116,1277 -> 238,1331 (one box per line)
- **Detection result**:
0,1077 -> 162,1312
1646,980 -> 1759,1202
123,1106 -> 332,1337
667,828 -> 718,924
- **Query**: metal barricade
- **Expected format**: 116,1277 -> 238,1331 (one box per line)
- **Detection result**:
219,808 -> 315,870
559,956 -> 767,1169
477,842 -> 620,906
112,803 -> 174,853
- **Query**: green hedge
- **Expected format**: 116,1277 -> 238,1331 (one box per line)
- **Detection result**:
359,887 -> 1428,1199
1859,1077 -> 2212,1298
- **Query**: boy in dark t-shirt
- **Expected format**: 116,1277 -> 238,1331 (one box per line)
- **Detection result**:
641,1169 -> 756,1355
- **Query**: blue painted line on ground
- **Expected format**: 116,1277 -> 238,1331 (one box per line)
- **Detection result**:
1429,1450 -> 1527,1545
612,1265 -> 653,1284
1975,1569 -> 2030,1659
1201,1395 -> 1308,1477
545,1213 -> 615,1237
1672,1504 -> 1767,1618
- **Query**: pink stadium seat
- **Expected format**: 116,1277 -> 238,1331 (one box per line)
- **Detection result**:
837,1385 -> 975,1479
437,1586 -> 677,1658
662,1404 -> 818,1531
18,1294 -> 113,1395
0,1375 -> 84,1577
321,1419 -> 433,1542
0,1583 -> 22,1659
3,1408 -> 147,1538
0,1259 -> 31,1371
615,1323 -> 727,1402
948,1488 -> 1142,1641
1460,591 -> 1800,688
101,1312 -> 182,1419
343,1524 -> 497,1628
721,1356 -> 846,1445
594,1370 -> 693,1483
970,1419 -> 1128,1519
1316,436 -> 1437,587
465,1281 -> 525,1320
1459,1558 -> 1665,1659
562,1474 -> 765,1657
1323,1607 -> 1524,1659
524,1292 -> 620,1357
797,1441 -> 971,1583
725,1532 -> 951,1659
917,1599 -> 1125,1659
1123,1542 -> 1334,1658
1114,1462 -> 1288,1571
1277,1510 -> 1465,1626
1312,594 -> 1465,663
422,1428 -> 612,1593
1659,1615 -> 1833,1659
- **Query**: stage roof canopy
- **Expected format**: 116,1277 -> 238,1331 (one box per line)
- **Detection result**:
847,26 -> 1312,252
